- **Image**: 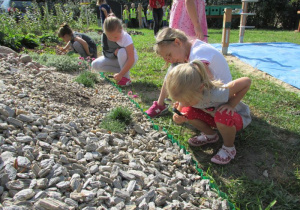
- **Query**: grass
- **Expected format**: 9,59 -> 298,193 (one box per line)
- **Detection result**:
107,28 -> 300,210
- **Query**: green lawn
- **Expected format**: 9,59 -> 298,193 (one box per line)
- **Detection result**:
117,28 -> 300,210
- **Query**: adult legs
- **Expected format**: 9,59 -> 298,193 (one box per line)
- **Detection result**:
153,8 -> 163,36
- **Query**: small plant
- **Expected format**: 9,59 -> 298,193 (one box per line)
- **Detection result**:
100,107 -> 133,133
74,71 -> 99,88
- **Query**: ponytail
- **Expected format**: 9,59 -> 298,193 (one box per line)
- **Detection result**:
58,23 -> 73,38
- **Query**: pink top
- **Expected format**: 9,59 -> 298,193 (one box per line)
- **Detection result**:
169,0 -> 208,42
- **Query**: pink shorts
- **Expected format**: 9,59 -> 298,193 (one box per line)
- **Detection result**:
181,106 -> 243,131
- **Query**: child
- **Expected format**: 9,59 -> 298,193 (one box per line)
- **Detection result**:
145,27 -> 231,117
139,3 -> 147,28
169,0 -> 208,42
147,5 -> 153,29
130,3 -> 137,28
99,0 -> 112,25
58,23 -> 97,59
165,60 -> 251,164
123,5 -> 129,28
162,6 -> 169,27
91,16 -> 138,86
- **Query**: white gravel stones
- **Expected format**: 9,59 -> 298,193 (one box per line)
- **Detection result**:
0,50 -> 231,209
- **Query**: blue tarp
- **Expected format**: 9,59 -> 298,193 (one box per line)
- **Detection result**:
211,42 -> 300,89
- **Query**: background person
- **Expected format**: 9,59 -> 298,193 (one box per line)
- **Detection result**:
149,0 -> 165,36
99,0 -> 113,26
169,0 -> 208,42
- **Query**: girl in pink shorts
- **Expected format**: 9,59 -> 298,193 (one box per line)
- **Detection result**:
166,60 -> 252,164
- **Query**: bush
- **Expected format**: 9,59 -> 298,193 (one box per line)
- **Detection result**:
74,71 -> 99,88
21,33 -> 39,49
100,118 -> 127,133
39,33 -> 59,44
30,53 -> 82,72
85,31 -> 102,44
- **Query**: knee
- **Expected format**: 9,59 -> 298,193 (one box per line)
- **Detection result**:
91,57 -> 105,70
117,48 -> 127,57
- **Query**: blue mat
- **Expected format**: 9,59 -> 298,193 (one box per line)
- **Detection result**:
211,42 -> 300,89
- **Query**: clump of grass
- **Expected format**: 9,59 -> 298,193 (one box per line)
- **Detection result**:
74,71 -> 99,88
100,107 -> 132,133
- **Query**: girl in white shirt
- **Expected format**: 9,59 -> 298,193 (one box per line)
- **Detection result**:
92,16 -> 138,86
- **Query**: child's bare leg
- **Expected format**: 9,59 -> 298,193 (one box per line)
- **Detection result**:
216,122 -> 236,147
188,119 -> 216,135
157,82 -> 168,106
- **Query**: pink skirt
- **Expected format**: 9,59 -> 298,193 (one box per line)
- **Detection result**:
169,0 -> 208,42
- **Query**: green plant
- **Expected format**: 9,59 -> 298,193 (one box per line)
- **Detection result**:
85,31 -> 101,44
100,107 -> 132,133
21,33 -> 39,49
39,33 -> 59,44
74,71 -> 99,88
30,53 -> 82,72
100,118 -> 127,133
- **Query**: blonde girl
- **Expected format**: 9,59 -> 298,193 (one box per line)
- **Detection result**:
91,16 -> 138,86
166,60 -> 251,164
146,27 -> 231,117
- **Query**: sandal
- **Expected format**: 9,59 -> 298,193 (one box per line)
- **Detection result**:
211,145 -> 236,165
188,132 -> 219,147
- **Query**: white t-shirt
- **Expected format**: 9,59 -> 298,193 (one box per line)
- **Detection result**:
116,30 -> 138,60
189,40 -> 232,83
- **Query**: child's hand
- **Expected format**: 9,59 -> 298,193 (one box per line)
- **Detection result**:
173,113 -> 187,124
217,104 -> 235,116
113,73 -> 122,82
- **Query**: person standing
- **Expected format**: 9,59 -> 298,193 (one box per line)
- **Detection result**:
169,0 -> 208,42
99,0 -> 113,26
123,5 -> 129,28
147,5 -> 153,29
130,3 -> 137,28
149,0 -> 165,36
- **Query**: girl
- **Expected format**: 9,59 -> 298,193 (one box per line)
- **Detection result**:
145,27 -> 231,117
91,16 -> 138,86
166,60 -> 251,164
169,0 -> 208,42
58,23 -> 97,59
147,5 -> 153,29
99,0 -> 112,25
123,5 -> 129,28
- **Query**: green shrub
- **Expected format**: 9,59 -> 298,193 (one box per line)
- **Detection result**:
85,31 -> 101,44
100,107 -> 132,133
30,53 -> 81,72
39,33 -> 59,44
107,107 -> 132,125
21,33 -> 39,49
100,118 -> 127,133
74,71 -> 99,88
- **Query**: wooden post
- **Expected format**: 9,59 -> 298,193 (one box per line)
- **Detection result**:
138,3 -> 142,28
222,8 -> 232,55
239,1 -> 248,43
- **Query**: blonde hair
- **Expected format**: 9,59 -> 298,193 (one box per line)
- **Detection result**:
103,16 -> 123,33
153,27 -> 188,54
166,60 -> 224,103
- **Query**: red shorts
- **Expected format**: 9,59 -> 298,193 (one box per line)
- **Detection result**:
181,106 -> 243,131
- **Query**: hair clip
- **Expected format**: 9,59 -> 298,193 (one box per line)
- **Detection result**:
155,38 -> 175,45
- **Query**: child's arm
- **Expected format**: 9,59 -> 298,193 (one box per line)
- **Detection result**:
218,77 -> 251,115
74,37 -> 92,56
102,7 -> 108,18
185,0 -> 204,40
114,43 -> 135,81
63,41 -> 71,51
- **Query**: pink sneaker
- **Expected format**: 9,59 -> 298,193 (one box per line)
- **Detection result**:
145,101 -> 169,118
117,77 -> 131,86
188,132 -> 219,147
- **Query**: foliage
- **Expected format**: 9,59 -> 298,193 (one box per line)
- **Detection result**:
39,33 -> 59,44
100,118 -> 127,133
100,107 -> 133,133
30,53 -> 82,72
21,33 -> 39,49
85,31 -> 102,44
74,71 -> 100,88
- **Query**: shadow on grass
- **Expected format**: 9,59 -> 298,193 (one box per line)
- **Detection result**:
189,115 -> 300,210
